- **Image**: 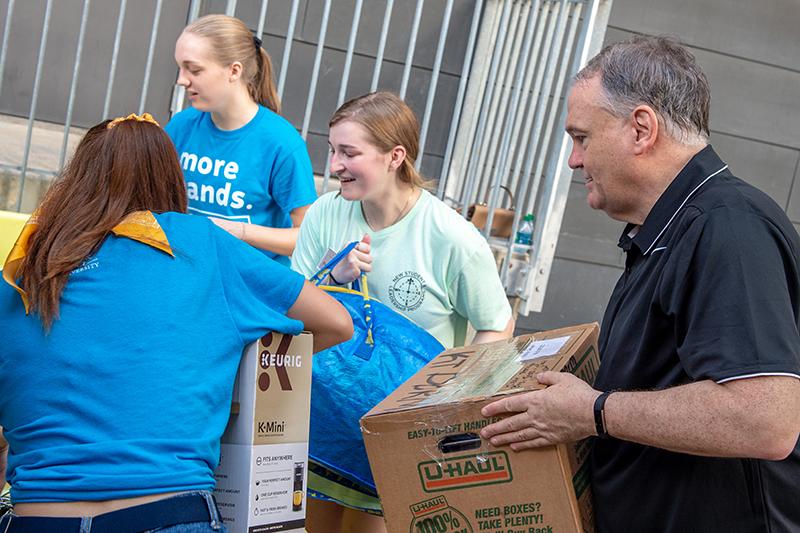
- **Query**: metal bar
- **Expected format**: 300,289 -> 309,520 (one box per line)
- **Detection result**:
138,0 -> 164,115
437,0 -> 483,200
458,0 -> 513,215
322,0 -> 364,193
506,1 -> 550,201
16,0 -> 53,212
521,0 -> 613,315
416,0 -> 453,170
0,162 -> 58,178
225,0 -> 237,16
475,0 -> 526,203
102,0 -> 127,119
508,0 -> 561,207
59,0 -> 91,170
442,0 -> 501,204
187,0 -> 202,21
300,0 -> 331,140
525,1 -> 581,218
370,0 -> 394,92
277,0 -> 300,99
0,0 -> 16,100
256,0 -> 269,40
482,0 -> 540,238
469,0 -> 520,206
172,0 -> 204,116
518,0 -> 569,217
399,0 -> 424,99
501,0 -> 580,285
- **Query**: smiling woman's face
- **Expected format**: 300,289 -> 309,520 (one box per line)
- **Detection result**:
328,120 -> 397,202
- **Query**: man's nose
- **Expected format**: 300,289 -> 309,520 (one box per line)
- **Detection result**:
568,144 -> 582,169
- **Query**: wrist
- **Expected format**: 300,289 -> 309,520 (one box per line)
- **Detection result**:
593,391 -> 613,439
329,270 -> 345,285
239,222 -> 247,241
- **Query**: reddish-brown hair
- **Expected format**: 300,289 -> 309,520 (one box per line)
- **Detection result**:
17,118 -> 187,329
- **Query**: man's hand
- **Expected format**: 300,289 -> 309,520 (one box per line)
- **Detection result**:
480,372 -> 600,450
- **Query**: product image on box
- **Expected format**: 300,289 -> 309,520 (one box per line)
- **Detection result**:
292,461 -> 305,512
362,323 -> 599,533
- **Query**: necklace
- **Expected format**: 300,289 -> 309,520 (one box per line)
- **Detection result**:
362,189 -> 417,231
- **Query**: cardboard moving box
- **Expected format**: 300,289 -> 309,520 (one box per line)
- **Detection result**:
362,323 -> 599,533
214,332 -> 313,533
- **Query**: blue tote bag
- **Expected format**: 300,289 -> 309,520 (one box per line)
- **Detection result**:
308,242 -> 444,491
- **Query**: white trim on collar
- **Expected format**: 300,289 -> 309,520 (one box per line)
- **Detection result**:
716,372 -> 800,384
643,165 -> 728,256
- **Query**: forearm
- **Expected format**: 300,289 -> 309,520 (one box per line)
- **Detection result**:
472,317 -> 515,345
240,224 -> 299,256
0,427 -> 7,487
604,377 -> 800,460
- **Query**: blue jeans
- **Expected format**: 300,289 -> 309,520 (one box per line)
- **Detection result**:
0,491 -> 227,533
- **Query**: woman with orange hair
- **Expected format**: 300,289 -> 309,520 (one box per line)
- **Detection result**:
0,114 -> 351,532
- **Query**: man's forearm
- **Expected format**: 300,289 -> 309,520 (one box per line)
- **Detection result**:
604,377 -> 800,460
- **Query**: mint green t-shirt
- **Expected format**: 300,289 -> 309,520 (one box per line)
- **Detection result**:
292,190 -> 511,348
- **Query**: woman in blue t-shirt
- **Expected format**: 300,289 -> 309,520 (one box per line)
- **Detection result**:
166,14 -> 317,266
0,114 -> 352,532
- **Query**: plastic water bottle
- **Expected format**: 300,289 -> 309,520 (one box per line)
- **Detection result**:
515,214 -> 534,246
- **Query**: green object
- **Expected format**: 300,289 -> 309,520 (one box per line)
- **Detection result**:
515,214 -> 535,245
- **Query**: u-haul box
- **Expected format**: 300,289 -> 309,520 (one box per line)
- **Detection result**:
362,323 -> 599,533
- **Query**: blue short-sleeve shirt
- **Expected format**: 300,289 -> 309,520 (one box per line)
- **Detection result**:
0,212 -> 305,502
165,106 -> 317,266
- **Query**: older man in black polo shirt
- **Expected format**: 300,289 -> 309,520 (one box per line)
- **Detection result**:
481,36 -> 800,532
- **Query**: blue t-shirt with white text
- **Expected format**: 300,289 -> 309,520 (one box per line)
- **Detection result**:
165,106 -> 316,265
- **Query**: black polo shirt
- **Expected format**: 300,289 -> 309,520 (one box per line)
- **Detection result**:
591,146 -> 800,533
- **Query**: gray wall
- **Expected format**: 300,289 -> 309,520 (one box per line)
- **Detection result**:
0,0 -> 191,126
0,0 -> 477,181
518,0 -> 800,333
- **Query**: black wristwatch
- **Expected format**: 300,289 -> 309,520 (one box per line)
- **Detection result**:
594,391 -> 612,439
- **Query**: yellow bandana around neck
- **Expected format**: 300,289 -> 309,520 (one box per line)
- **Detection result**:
2,210 -> 174,313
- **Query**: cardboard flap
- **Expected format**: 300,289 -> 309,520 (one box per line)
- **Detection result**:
364,323 -> 599,418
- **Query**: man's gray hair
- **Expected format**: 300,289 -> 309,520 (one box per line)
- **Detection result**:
575,35 -> 710,145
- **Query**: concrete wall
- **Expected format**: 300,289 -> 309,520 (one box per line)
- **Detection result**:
518,0 -> 800,332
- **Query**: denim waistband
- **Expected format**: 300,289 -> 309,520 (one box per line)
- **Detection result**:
0,490 -> 222,533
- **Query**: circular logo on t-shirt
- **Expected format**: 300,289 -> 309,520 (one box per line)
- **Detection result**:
388,271 -> 427,311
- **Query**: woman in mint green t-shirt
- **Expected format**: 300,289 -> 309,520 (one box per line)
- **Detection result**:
292,92 -> 515,533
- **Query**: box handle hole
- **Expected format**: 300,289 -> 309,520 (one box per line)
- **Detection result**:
438,432 -> 481,454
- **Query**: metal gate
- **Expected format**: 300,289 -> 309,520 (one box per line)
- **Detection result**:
0,0 -> 613,316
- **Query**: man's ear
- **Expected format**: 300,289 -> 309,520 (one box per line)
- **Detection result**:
389,145 -> 407,171
630,105 -> 659,154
